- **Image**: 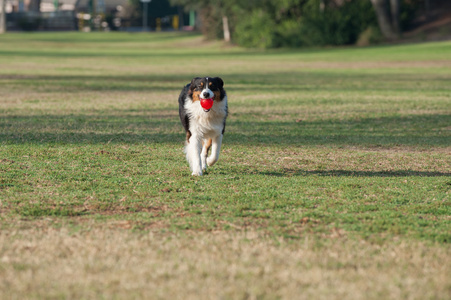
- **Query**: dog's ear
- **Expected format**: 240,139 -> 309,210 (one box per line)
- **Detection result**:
190,77 -> 201,88
188,77 -> 201,96
213,77 -> 224,89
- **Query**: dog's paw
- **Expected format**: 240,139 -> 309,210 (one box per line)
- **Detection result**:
191,170 -> 203,176
207,157 -> 218,167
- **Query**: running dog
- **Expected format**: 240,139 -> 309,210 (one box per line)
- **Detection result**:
178,77 -> 228,176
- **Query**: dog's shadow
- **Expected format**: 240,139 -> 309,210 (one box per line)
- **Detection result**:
226,168 -> 451,178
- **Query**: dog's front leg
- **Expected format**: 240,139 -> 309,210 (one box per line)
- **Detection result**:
201,138 -> 212,172
186,135 -> 203,176
207,134 -> 223,167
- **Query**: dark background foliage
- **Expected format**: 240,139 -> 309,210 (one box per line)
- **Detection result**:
170,0 -> 440,48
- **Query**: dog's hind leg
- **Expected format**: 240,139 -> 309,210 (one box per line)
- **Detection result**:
201,138 -> 212,171
207,134 -> 223,167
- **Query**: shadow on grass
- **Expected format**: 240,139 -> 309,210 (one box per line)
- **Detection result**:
1,38 -> 447,58
259,169 -> 451,177
0,113 -> 449,147
0,48 -> 318,59
3,71 -> 449,93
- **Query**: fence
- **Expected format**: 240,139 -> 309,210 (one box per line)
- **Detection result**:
6,11 -> 77,31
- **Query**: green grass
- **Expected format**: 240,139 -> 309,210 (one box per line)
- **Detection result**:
0,32 -> 450,299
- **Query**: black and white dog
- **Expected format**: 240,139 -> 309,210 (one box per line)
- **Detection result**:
178,77 -> 228,176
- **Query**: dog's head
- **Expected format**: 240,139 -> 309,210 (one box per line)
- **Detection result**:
189,77 -> 225,112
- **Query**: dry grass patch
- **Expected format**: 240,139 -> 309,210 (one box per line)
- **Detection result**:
1,228 -> 450,300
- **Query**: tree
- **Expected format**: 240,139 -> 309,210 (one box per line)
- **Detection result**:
370,0 -> 400,40
170,0 -> 253,41
0,0 -> 5,34
170,0 -> 388,47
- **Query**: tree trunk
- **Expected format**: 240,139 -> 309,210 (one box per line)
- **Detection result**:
0,0 -> 5,34
222,15 -> 230,42
370,0 -> 398,40
389,0 -> 400,34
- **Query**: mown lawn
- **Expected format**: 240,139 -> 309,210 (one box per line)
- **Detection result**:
0,32 -> 450,299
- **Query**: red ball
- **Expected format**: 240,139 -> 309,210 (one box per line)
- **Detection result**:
200,98 -> 214,110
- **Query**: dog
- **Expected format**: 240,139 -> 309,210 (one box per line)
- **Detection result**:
178,77 -> 228,176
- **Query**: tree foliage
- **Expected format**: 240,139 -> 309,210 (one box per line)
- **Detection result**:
170,0 -> 421,48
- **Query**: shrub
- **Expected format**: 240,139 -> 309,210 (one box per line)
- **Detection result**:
356,26 -> 384,46
300,0 -> 377,46
274,19 -> 305,48
232,0 -> 377,48
233,10 -> 277,48
18,15 -> 41,31
199,6 -> 224,40
400,0 -> 423,31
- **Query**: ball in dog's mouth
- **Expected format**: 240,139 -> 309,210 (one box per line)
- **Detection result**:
200,98 -> 214,112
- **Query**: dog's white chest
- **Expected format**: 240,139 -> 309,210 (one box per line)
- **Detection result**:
185,96 -> 227,137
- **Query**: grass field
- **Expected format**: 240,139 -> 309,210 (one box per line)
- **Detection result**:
0,32 -> 450,299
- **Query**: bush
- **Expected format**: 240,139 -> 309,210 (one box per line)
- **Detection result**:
300,0 -> 377,46
232,0 -> 377,48
233,10 -> 276,48
355,26 -> 384,46
274,19 -> 305,48
199,6 -> 224,40
400,0 -> 423,31
18,15 -> 41,31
